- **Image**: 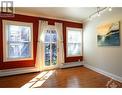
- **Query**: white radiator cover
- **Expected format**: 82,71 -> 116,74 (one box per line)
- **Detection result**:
0,62 -> 84,77
60,61 -> 84,68
0,67 -> 40,77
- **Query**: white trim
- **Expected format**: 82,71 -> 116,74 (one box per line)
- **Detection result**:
84,64 -> 122,83
67,27 -> 82,31
0,67 -> 40,77
60,61 -> 84,68
66,27 -> 82,57
2,20 -> 33,62
15,11 -> 82,23
41,65 -> 59,71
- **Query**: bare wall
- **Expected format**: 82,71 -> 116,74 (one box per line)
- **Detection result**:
83,8 -> 122,77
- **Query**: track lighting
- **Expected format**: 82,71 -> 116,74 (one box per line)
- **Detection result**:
97,7 -> 100,16
88,7 -> 112,21
108,7 -> 112,11
97,12 -> 100,16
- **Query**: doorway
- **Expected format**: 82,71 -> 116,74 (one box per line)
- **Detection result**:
44,27 -> 58,70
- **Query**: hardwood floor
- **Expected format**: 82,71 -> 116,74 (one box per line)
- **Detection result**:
0,71 -> 39,88
0,66 -> 121,88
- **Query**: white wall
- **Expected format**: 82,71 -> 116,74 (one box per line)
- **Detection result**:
83,8 -> 122,78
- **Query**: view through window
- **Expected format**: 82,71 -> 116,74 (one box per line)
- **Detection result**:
8,25 -> 31,58
44,29 -> 57,66
67,27 -> 82,57
3,20 -> 33,61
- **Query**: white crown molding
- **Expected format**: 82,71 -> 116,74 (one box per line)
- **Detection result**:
84,64 -> 122,83
15,11 -> 82,23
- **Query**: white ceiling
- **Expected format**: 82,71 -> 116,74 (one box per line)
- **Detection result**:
15,7 -> 98,23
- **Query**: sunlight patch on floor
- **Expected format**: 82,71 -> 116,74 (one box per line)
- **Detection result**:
21,70 -> 55,88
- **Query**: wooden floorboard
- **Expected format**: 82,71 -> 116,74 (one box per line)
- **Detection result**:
0,66 -> 121,88
0,72 -> 39,88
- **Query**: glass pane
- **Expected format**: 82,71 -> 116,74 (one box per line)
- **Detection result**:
51,43 -> 57,65
21,43 -> 30,57
68,30 -> 81,43
8,25 -> 31,42
44,30 -> 50,42
8,43 -> 30,58
45,43 -> 50,66
67,43 -> 81,56
51,30 -> 57,42
44,29 -> 57,66
21,27 -> 30,41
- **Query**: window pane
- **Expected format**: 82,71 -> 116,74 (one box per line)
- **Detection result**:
67,43 -> 81,56
44,30 -> 50,42
8,43 -> 30,58
21,43 -> 30,57
8,25 -> 31,42
51,30 -> 57,42
45,43 -> 50,66
51,43 -> 57,65
68,30 -> 81,43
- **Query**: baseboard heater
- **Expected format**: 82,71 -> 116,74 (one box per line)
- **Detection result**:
0,67 -> 40,77
60,61 -> 84,69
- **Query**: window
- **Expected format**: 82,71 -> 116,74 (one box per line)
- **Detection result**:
66,27 -> 82,57
3,20 -> 33,62
44,27 -> 57,66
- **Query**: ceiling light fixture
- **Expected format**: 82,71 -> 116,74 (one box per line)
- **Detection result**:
87,7 -> 112,21
97,7 -> 100,16
108,7 -> 112,11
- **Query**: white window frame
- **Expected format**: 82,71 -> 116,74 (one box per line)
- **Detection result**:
2,20 -> 33,62
66,27 -> 82,57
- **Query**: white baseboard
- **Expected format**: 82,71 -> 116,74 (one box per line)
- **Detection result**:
0,67 -> 40,77
60,61 -> 84,69
84,64 -> 122,83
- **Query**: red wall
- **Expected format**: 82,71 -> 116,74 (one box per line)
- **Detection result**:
0,14 -> 39,70
0,13 -> 83,70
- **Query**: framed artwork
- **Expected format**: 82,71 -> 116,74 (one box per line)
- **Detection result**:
97,21 -> 120,46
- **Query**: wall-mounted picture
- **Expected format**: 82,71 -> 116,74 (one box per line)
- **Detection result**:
97,21 -> 120,46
